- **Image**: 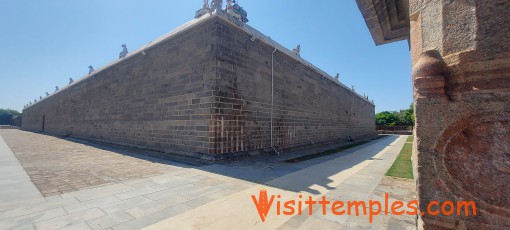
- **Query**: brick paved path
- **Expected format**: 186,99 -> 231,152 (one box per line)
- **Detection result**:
1,130 -> 181,196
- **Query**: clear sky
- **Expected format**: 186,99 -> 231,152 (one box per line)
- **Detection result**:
0,0 -> 412,113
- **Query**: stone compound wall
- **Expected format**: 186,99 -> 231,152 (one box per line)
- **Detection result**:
210,18 -> 375,155
23,15 -> 375,159
22,18 -> 218,156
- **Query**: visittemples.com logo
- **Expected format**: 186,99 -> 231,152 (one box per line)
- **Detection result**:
251,190 -> 477,223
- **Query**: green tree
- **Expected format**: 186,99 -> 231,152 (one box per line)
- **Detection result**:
400,103 -> 414,126
375,104 -> 414,126
375,111 -> 399,126
0,109 -> 21,125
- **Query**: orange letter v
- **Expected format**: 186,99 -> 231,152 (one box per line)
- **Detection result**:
251,190 -> 275,222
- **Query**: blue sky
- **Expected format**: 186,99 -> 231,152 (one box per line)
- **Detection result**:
0,0 -> 412,113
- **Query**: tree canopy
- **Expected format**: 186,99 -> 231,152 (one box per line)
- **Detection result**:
0,109 -> 21,125
375,104 -> 414,126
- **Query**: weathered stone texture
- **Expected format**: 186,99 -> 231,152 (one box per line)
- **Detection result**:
22,20 -> 218,156
356,0 -> 510,228
209,19 -> 375,154
354,0 -> 410,45
22,16 -> 375,159
410,0 -> 510,229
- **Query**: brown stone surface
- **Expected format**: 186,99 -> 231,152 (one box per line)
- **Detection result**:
355,0 -> 510,229
0,129 -> 180,197
374,176 -> 417,229
374,176 -> 417,203
354,0 -> 410,45
409,1 -> 510,229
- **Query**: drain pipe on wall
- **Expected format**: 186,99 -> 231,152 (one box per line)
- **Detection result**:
270,38 -> 280,156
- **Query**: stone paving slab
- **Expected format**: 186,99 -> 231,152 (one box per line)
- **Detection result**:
100,196 -> 154,214
111,205 -> 191,230
0,207 -> 67,229
86,210 -> 135,230
33,208 -> 106,229
0,135 -> 43,207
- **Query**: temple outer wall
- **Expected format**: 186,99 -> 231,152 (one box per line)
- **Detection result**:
22,19 -> 218,156
22,15 -> 376,159
208,18 -> 376,155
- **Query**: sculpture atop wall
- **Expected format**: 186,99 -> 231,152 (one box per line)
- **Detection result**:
55,86 -> 59,92
119,44 -> 128,59
210,0 -> 223,13
34,99 -> 37,103
195,0 -> 248,23
226,0 -> 249,23
335,73 -> 339,81
195,0 -> 211,19
39,96 -> 43,100
351,85 -> 355,91
292,44 -> 301,56
88,65 -> 95,75
69,78 -> 74,84
46,92 -> 50,97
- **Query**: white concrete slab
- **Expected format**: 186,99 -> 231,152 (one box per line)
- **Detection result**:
0,136 -> 44,206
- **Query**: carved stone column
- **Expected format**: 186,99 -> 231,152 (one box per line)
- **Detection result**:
409,0 -> 510,228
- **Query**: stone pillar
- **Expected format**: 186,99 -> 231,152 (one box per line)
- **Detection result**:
410,0 -> 510,228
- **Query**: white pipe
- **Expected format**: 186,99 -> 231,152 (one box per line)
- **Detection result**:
270,38 -> 280,156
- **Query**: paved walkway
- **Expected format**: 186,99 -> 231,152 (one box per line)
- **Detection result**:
145,135 -> 415,230
1,130 -> 184,197
0,130 -> 415,229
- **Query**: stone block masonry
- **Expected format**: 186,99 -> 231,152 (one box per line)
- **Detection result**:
22,13 -> 375,160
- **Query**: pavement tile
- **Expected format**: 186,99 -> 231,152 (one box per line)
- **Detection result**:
60,222 -> 93,230
64,196 -> 121,214
9,224 -> 35,230
157,178 -> 197,189
114,185 -> 167,200
100,196 -> 154,214
143,184 -> 198,201
0,207 -> 67,229
34,208 -> 106,229
112,204 -> 190,230
86,211 -> 135,230
125,195 -> 189,218
205,189 -> 238,199
121,178 -> 159,189
67,184 -> 138,202
182,196 -> 214,208
0,197 -> 79,220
